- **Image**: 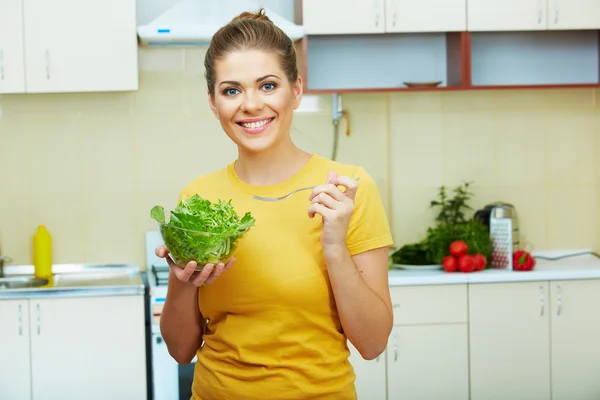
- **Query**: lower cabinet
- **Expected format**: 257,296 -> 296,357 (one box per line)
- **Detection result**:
0,295 -> 147,400
349,278 -> 600,400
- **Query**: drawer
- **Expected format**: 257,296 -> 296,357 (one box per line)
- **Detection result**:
390,284 -> 468,325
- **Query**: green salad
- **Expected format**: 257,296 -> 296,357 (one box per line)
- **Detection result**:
150,194 -> 255,266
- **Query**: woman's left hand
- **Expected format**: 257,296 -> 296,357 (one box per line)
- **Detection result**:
308,170 -> 358,251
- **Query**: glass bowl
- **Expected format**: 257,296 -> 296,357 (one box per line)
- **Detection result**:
156,222 -> 249,272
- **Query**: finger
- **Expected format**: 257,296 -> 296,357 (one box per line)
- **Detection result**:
174,260 -> 200,282
312,192 -> 341,210
308,202 -> 332,219
330,175 -> 359,200
326,170 -> 338,184
204,262 -> 226,285
155,245 -> 169,258
223,257 -> 236,270
308,183 -> 345,202
189,263 -> 215,286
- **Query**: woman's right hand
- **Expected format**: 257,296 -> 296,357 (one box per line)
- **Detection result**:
155,245 -> 235,287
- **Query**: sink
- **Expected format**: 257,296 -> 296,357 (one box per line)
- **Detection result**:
0,276 -> 50,289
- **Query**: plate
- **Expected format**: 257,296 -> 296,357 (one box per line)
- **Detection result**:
392,264 -> 442,271
403,81 -> 442,88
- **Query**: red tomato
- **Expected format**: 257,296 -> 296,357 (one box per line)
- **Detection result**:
449,240 -> 468,257
442,256 -> 457,273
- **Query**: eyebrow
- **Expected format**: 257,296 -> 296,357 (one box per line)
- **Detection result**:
218,74 -> 280,87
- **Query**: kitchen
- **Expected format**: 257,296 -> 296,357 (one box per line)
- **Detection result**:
1,0 -> 600,399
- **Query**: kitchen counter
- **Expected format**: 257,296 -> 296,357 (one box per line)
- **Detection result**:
0,263 -> 147,300
388,249 -> 600,286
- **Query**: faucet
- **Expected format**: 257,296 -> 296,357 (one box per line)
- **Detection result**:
0,243 -> 11,278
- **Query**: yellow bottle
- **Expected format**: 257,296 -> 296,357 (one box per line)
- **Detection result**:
33,225 -> 52,280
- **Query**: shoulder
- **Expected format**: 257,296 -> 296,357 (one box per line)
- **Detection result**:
178,166 -> 230,202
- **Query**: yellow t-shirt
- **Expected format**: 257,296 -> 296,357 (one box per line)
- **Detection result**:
177,154 -> 393,400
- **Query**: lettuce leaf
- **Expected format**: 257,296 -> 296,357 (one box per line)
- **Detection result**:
150,194 -> 255,266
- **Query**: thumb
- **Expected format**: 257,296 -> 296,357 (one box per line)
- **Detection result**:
326,170 -> 338,184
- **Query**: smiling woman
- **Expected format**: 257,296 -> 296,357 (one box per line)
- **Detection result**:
155,8 -> 395,400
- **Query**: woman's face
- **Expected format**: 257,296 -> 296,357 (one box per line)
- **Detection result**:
208,49 -> 303,155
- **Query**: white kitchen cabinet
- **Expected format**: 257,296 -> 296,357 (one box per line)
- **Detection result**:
0,295 -> 147,400
301,0 -> 386,34
0,300 -> 31,400
548,0 -> 600,30
469,281 -> 552,399
549,280 -> 600,400
467,0 -> 600,31
467,0 -> 547,31
385,0 -> 467,32
2,0 -> 137,94
0,0 -> 26,93
386,285 -> 469,400
348,341 -> 387,399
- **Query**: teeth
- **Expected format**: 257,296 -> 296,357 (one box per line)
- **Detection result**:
241,119 -> 271,129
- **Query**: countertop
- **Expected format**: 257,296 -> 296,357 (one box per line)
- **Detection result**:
388,249 -> 600,286
0,263 -> 147,300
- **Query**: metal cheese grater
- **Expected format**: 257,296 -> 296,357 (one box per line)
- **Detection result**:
474,202 -> 520,270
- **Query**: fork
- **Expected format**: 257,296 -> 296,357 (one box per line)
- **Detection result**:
252,177 -> 361,202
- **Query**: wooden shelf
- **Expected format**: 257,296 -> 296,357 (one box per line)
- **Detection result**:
296,32 -> 469,94
295,30 -> 600,93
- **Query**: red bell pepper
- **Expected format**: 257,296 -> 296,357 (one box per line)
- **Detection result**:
513,250 -> 536,271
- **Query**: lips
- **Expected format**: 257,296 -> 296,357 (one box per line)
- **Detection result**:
236,117 -> 274,134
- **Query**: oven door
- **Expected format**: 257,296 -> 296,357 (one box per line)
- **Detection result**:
152,332 -> 196,400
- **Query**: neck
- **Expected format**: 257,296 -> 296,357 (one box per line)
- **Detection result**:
234,138 -> 312,186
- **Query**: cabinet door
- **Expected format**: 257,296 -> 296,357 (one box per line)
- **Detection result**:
22,0 -> 138,93
550,280 -> 600,400
0,0 -> 26,93
302,0 -> 385,34
385,0 -> 467,32
348,341 -> 387,399
547,0 -> 600,29
29,296 -> 147,400
469,282 -> 551,399
467,0 -> 547,31
0,300 -> 31,400
387,324 -> 469,399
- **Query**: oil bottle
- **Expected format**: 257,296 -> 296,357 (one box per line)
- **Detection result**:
33,225 -> 52,280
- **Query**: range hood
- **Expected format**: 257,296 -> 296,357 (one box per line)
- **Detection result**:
137,0 -> 305,47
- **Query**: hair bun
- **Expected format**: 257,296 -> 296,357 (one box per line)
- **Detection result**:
231,7 -> 272,23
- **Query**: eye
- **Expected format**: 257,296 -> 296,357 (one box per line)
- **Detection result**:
223,87 -> 239,96
261,82 -> 277,91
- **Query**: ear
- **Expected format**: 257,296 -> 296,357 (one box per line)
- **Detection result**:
292,76 -> 303,110
208,92 -> 219,119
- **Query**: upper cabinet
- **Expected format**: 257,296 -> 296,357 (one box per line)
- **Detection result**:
0,0 -> 138,95
467,0 -> 600,31
385,0 -> 467,32
0,0 -> 26,94
301,0 -> 386,34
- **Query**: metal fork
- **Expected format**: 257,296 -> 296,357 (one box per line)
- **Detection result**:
252,177 -> 360,202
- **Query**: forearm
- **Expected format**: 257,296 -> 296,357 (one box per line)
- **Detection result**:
326,247 -> 392,360
160,270 -> 203,364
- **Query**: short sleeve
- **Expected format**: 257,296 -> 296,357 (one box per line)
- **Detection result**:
346,167 -> 394,255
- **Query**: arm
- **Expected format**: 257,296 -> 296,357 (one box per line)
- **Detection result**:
308,169 -> 394,360
325,246 -> 392,360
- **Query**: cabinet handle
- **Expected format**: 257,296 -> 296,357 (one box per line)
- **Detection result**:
0,49 -> 4,80
45,49 -> 50,80
556,285 -> 562,316
539,286 -> 545,316
537,0 -> 543,23
18,303 -> 23,336
36,303 -> 41,334
391,0 -> 397,27
554,0 -> 559,23
374,0 -> 380,27
393,327 -> 398,362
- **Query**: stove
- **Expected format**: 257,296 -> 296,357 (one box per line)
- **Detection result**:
145,231 -> 195,400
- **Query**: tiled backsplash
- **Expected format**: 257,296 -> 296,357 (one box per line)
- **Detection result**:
0,48 -> 598,268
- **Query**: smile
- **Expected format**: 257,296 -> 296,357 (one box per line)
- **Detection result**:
236,118 -> 275,134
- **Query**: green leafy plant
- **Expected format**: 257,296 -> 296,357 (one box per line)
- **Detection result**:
390,182 -> 491,266
150,194 -> 255,266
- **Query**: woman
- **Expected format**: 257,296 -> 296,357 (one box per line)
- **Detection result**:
155,8 -> 394,400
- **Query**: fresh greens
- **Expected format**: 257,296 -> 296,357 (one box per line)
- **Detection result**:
150,194 -> 255,266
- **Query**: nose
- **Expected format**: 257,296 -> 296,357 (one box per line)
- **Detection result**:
240,89 -> 264,112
